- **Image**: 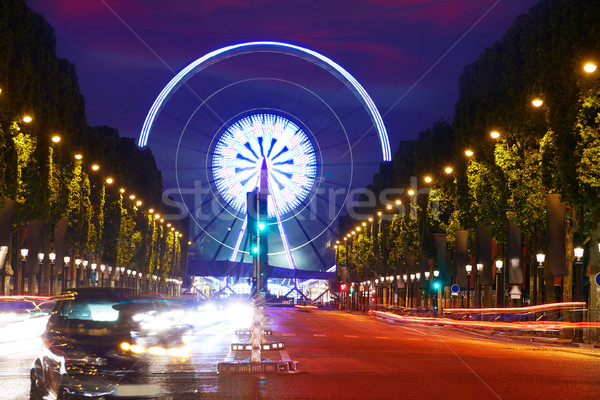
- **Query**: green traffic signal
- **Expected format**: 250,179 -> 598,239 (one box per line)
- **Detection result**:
433,281 -> 440,290
258,221 -> 266,231
251,245 -> 259,254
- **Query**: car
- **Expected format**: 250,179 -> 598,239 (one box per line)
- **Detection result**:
30,287 -> 193,399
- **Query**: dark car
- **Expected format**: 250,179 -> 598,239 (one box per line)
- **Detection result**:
30,288 -> 193,399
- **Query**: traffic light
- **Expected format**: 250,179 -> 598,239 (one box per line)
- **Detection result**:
251,244 -> 259,254
432,280 -> 440,290
258,221 -> 266,231
340,283 -> 347,292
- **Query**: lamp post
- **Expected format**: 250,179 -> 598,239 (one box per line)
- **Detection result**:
573,246 -> 584,343
536,253 -> 545,305
100,264 -> 106,287
465,264 -> 472,308
476,263 -> 483,308
495,260 -> 503,307
415,272 -> 421,308
82,261 -> 88,286
395,275 -> 401,307
48,253 -> 56,294
74,258 -> 82,287
424,271 -> 430,309
37,252 -> 44,295
138,272 -> 143,294
0,246 -> 7,295
108,266 -> 113,288
127,269 -> 132,289
19,248 -> 28,294
153,275 -> 157,293
120,267 -> 125,287
63,256 -> 70,290
409,274 -> 415,308
403,274 -> 408,308
433,269 -> 440,314
90,263 -> 97,286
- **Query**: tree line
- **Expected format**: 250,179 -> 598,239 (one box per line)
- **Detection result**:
0,0 -> 185,293
339,0 -> 600,306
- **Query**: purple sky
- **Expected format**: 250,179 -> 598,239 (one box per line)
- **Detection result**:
29,0 -> 539,147
27,0 -> 543,266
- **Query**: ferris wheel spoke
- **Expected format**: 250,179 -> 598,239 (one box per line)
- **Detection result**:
212,218 -> 239,261
292,215 -> 328,268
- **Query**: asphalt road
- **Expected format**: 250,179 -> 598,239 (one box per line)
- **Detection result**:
1,307 -> 599,399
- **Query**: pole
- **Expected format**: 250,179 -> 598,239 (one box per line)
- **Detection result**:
466,273 -> 471,308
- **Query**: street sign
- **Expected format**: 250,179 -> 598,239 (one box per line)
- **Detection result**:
595,272 -> 600,287
451,284 -> 460,293
510,285 -> 521,299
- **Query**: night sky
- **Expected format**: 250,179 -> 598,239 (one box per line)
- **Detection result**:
29,0 -> 539,150
27,0 -> 542,267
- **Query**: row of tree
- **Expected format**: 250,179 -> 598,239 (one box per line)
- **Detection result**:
338,0 -> 600,307
0,0 -> 186,291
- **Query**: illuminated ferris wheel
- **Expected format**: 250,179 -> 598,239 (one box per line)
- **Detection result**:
212,113 -> 317,218
139,41 -> 391,270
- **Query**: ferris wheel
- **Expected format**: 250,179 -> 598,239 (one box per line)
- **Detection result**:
138,41 -> 391,271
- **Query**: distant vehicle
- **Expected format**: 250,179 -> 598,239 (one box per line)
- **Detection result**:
0,295 -> 55,322
30,288 -> 193,399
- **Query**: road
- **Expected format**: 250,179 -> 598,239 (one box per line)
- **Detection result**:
1,306 -> 598,399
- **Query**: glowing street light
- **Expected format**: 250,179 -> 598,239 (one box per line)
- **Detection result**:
465,149 -> 474,157
424,176 -> 432,183
105,177 -> 113,184
584,62 -> 597,73
91,164 -> 100,171
531,98 -> 543,107
74,153 -> 83,160
23,115 -> 32,123
51,135 -> 61,143
490,130 -> 500,139
444,166 -> 453,174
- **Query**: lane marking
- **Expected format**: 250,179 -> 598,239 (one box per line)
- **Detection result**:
375,336 -> 390,339
313,334 -> 327,337
344,335 -> 359,338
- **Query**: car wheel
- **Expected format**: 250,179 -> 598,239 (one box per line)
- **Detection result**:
29,370 -> 43,400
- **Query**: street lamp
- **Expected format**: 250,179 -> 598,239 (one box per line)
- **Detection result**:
48,253 -> 56,294
63,256 -> 70,290
415,273 -> 421,308
37,252 -> 44,295
91,263 -> 97,286
75,258 -> 82,287
584,62 -> 597,73
82,260 -> 88,286
19,248 -> 28,294
409,274 -> 415,308
465,264 -> 472,308
573,246 -> 584,343
120,267 -> 125,287
536,253 -> 546,305
108,266 -> 113,287
476,263 -> 483,308
403,274 -> 408,308
424,271 -> 430,309
100,264 -> 106,287
495,260 -> 503,307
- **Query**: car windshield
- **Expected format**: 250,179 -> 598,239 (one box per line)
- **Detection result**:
59,299 -> 120,322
